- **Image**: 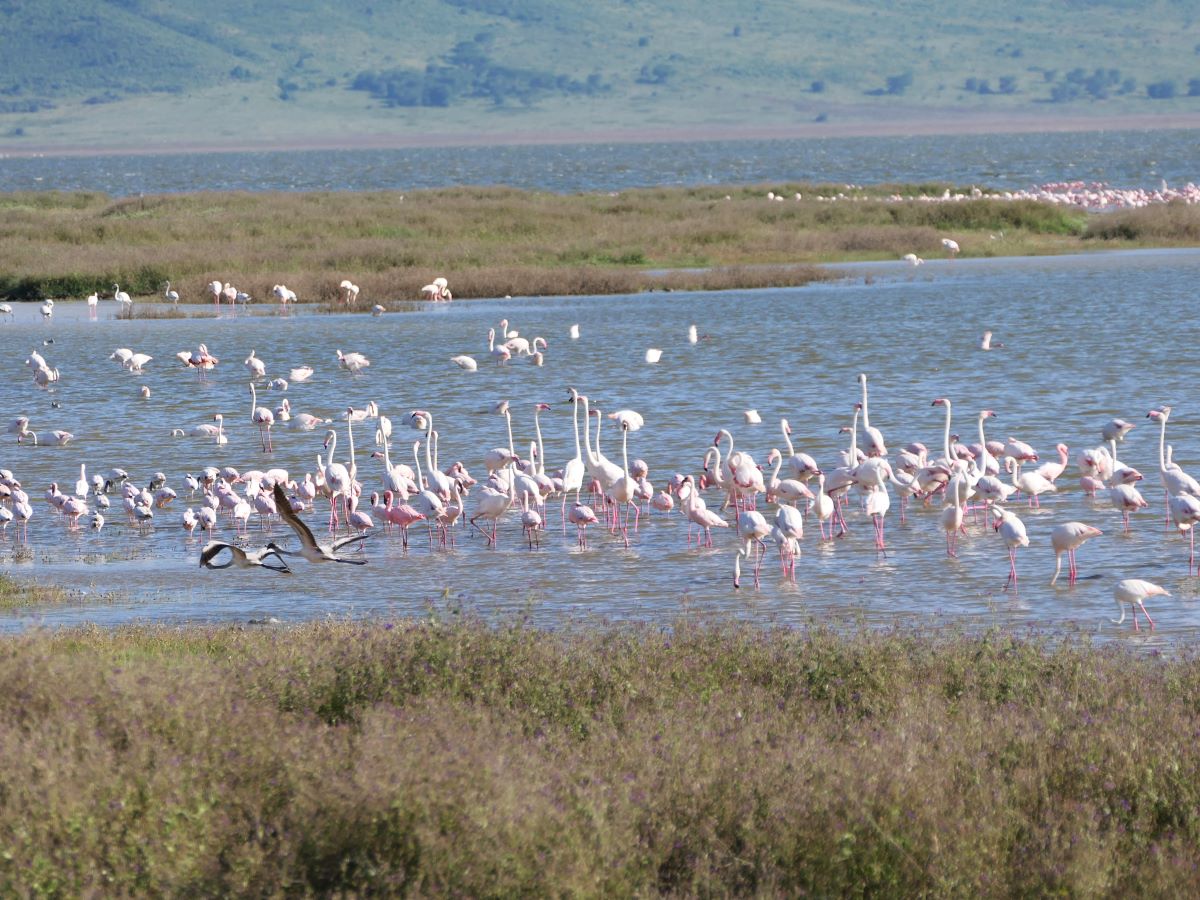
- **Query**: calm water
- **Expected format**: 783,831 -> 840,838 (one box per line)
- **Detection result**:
3,249 -> 1200,643
2,129 -> 1198,195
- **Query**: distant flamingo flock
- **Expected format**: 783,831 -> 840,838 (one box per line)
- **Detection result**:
0,290 -> 1190,634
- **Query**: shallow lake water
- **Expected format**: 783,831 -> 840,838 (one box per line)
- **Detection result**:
3,249 -> 1200,645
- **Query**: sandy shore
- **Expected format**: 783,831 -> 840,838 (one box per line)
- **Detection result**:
6,110 -> 1200,159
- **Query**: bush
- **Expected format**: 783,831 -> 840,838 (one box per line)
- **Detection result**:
1147,80 -> 1177,99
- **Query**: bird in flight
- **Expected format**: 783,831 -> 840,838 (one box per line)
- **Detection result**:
268,483 -> 369,564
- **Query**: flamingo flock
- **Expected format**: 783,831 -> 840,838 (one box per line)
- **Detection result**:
2,289 -> 1195,636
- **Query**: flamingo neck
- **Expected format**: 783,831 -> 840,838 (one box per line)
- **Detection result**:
412,442 -> 424,488
1158,413 -> 1168,472
571,393 -> 583,459
534,411 -> 546,476
424,414 -> 435,474
780,420 -> 795,457
941,402 -> 952,465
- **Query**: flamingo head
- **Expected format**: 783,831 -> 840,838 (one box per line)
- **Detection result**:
535,402 -> 551,412
982,410 -> 997,419
932,398 -> 948,407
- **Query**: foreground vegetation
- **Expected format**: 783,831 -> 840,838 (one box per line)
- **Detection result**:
0,612 -> 1198,894
2,184 -> 1193,304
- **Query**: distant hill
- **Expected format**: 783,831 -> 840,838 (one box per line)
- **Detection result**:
3,0 -> 1200,152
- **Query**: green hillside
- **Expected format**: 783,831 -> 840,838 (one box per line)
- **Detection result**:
3,0 -> 1200,151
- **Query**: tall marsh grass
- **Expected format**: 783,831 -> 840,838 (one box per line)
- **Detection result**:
0,185 -> 1105,302
0,615 -> 1198,894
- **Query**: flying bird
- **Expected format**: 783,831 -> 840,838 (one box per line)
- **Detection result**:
268,483 -> 368,564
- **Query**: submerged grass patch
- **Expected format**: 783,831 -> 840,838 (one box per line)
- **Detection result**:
0,610 -> 1198,895
0,183 -> 1171,303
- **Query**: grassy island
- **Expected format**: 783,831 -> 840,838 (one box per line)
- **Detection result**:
1,184 -> 1198,305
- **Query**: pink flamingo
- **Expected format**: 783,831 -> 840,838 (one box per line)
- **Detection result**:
1050,522 -> 1102,585
567,501 -> 599,548
384,490 -> 425,548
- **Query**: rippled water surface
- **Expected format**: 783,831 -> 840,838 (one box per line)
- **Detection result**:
3,129 -> 1199,195
3,250 -> 1200,642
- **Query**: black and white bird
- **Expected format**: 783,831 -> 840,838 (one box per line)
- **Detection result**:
267,483 -> 368,564
199,540 -> 292,573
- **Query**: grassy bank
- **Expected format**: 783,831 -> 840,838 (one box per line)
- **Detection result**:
0,613 -> 1198,894
1,183 -> 1186,304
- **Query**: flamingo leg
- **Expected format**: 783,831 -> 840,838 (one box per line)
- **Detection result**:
1141,602 -> 1155,629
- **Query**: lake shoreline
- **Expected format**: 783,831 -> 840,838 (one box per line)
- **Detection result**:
7,110 -> 1200,159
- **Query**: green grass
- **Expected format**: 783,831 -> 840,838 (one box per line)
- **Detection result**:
0,611 -> 1198,894
1,184 -> 1180,305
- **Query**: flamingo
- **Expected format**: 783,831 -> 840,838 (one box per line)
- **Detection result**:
321,428 -> 353,528
451,355 -> 478,371
567,501 -> 599,548
812,473 -> 835,541
336,349 -> 371,374
940,476 -> 967,557
244,350 -> 266,379
1050,523 -> 1103,586
562,389 -> 588,519
779,419 -> 819,482
249,383 -> 275,452
610,415 -> 642,547
678,475 -> 729,547
487,329 -> 511,366
765,450 -> 814,506
339,280 -> 360,305
993,506 -> 1029,591
858,373 -> 886,457
1101,418 -> 1135,443
1111,579 -> 1169,631
1107,439 -> 1147,532
1148,407 -> 1200,522
942,237 -> 960,257
384,494 -> 427,549
470,462 -> 515,547
411,440 -> 446,547
733,509 -> 771,588
1034,443 -> 1070,483
773,503 -> 804,579
1008,457 -> 1056,508
112,283 -> 131,305
163,281 -> 179,305
207,280 -> 223,306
